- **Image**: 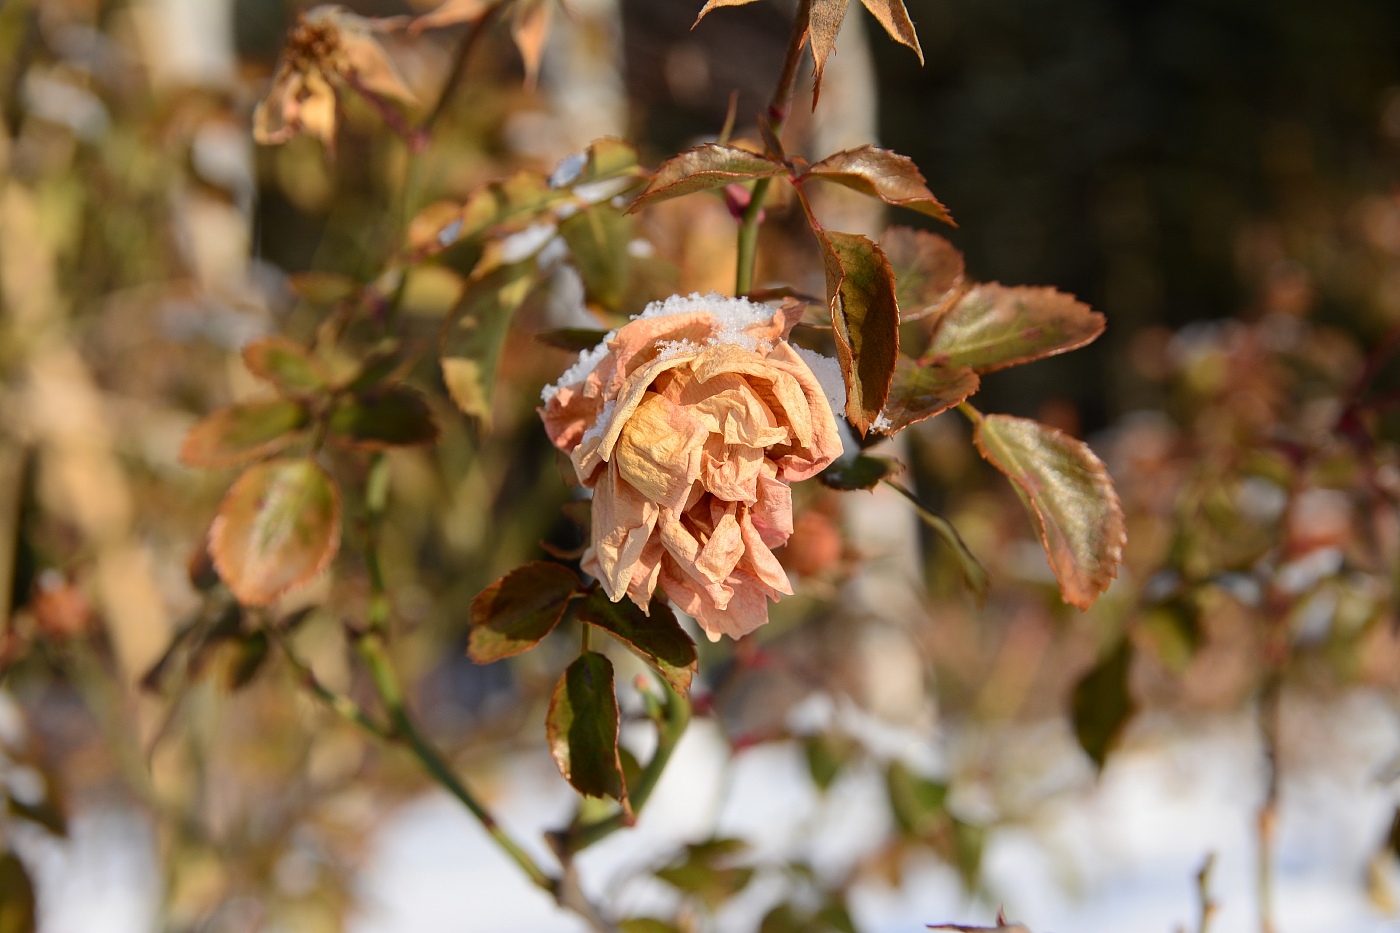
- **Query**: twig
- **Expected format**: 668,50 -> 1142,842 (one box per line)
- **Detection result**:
267,624 -> 393,740
1195,852 -> 1218,933
1257,673 -> 1281,933
734,0 -> 812,295
416,1 -> 507,146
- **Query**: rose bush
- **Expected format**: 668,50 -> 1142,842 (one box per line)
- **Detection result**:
541,294 -> 846,640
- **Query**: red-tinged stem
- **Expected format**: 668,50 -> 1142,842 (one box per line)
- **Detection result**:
735,0 -> 812,295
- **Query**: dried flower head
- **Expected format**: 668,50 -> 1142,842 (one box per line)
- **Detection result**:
253,6 -> 417,147
541,294 -> 846,640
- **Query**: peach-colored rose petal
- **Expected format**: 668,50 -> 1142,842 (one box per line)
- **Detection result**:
540,293 -> 844,640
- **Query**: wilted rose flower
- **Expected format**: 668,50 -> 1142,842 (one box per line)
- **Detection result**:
541,294 -> 846,640
254,6 -> 416,147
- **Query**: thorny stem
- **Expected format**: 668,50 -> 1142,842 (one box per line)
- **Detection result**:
267,625 -> 393,740
352,630 -> 558,893
734,0 -> 813,295
334,461 -> 619,930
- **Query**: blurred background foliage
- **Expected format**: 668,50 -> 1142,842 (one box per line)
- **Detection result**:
0,0 -> 1398,931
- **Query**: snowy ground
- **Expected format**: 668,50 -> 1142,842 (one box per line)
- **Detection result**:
19,692 -> 1400,933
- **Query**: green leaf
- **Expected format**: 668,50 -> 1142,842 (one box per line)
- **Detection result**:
209,458 -> 341,606
241,337 -> 327,395
0,852 -> 35,933
468,562 -> 581,663
1071,637 -> 1136,769
951,817 -> 986,889
816,229 -> 901,434
328,386 -> 439,449
881,226 -> 966,322
288,272 -> 360,307
547,651 -> 627,803
883,481 -> 990,605
806,146 -> 952,225
819,454 -> 897,491
442,260 -> 541,427
924,284 -> 1105,374
618,921 -> 680,933
886,760 -> 949,838
627,144 -> 784,213
179,399 -> 309,469
575,589 -> 697,694
536,327 -> 609,352
973,414 -> 1125,609
344,343 -> 411,393
877,357 -> 979,435
655,839 -> 754,910
566,137 -> 642,188
559,205 -> 632,312
803,733 -> 855,791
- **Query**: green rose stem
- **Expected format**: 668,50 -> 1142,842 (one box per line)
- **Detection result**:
279,456 -> 618,930
734,0 -> 813,296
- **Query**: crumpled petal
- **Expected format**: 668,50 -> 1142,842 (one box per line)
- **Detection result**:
537,293 -> 845,639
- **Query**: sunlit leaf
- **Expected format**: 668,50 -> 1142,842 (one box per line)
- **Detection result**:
468,561 -> 581,663
179,400 -> 309,469
815,229 -> 900,433
807,0 -> 849,106
241,337 -> 327,395
1071,637 -> 1136,769
859,0 -> 924,62
328,386 -> 438,449
441,357 -> 491,424
536,327 -> 609,352
442,260 -> 542,431
511,0 -> 553,89
559,204 -> 632,311
575,589 -> 697,694
288,272 -> 359,306
924,284 -> 1105,373
559,137 -> 642,189
878,357 -> 978,434
627,144 -> 784,213
806,146 -> 952,224
547,651 -> 627,803
412,0 -> 491,31
973,415 -> 1125,609
655,839 -> 754,910
209,458 -> 341,606
881,227 -> 966,321
0,852 -> 35,933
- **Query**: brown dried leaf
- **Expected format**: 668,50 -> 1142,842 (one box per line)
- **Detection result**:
925,284 -> 1105,373
880,227 -> 965,321
693,0 -> 763,26
512,0 -> 554,89
815,228 -> 900,434
209,459 -> 341,606
808,0 -> 852,107
806,146 -> 952,224
628,144 -> 784,213
859,0 -> 923,62
973,414 -> 1125,609
877,357 -> 978,434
